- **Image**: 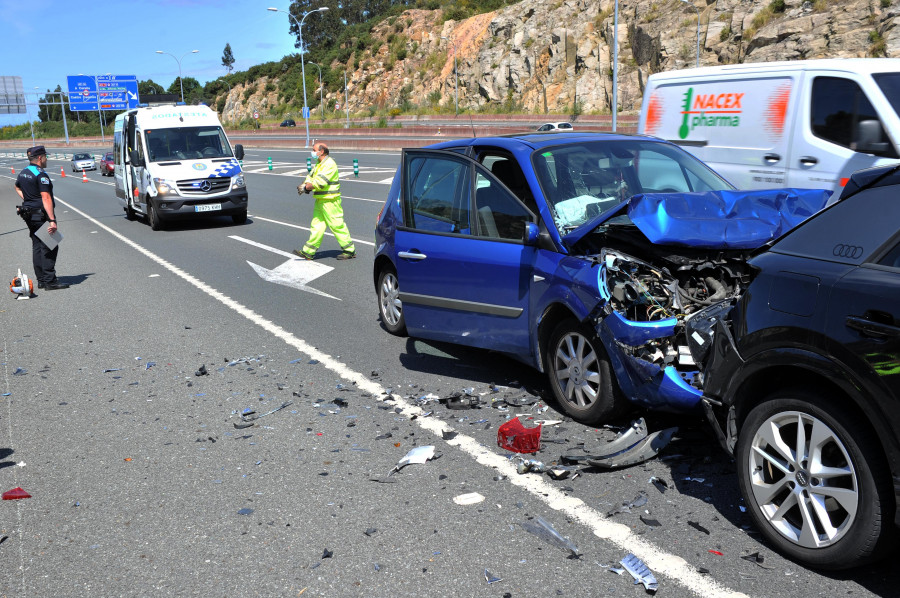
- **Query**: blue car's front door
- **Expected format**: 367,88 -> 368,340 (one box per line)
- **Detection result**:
396,150 -> 539,356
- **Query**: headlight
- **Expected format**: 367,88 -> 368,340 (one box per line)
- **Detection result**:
233,174 -> 245,190
153,178 -> 177,195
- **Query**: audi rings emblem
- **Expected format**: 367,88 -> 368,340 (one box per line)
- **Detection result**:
833,244 -> 863,259
199,180 -> 212,192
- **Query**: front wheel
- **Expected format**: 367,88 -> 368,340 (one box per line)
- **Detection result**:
736,389 -> 894,569
147,199 -> 163,231
377,265 -> 406,336
545,319 -> 620,425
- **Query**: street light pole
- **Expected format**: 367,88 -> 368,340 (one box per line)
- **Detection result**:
612,0 -> 618,132
344,71 -> 350,129
440,36 -> 459,115
29,87 -> 39,145
156,49 -> 199,102
680,0 -> 700,68
308,61 -> 324,121
268,6 -> 329,147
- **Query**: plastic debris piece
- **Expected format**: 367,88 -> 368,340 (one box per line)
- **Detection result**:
586,427 -> 677,469
453,492 -> 485,506
390,445 -> 436,475
441,430 -> 458,441
12,367 -> 26,376
237,508 -> 253,515
608,492 -> 649,517
620,553 -> 658,593
503,395 -> 539,407
103,368 -> 120,373
741,551 -> 775,569
364,528 -> 377,536
484,569 -> 502,584
145,362 -> 156,370
0,535 -> 8,547
375,433 -> 393,440
322,548 -> 333,559
688,521 -> 710,535
519,516 -> 580,558
373,563 -> 381,571
697,567 -> 710,574
649,476 -> 669,493
2,487 -> 31,500
308,359 -> 319,365
515,458 -> 546,474
444,395 -> 482,410
332,398 -> 348,408
640,516 -> 662,527
547,466 -> 579,480
195,365 -> 208,376
497,416 -> 542,454
708,550 -> 723,556
235,401 -> 293,427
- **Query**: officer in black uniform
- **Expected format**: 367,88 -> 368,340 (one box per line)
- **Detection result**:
14,146 -> 69,290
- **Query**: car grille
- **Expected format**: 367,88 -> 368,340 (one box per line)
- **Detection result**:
176,177 -> 230,195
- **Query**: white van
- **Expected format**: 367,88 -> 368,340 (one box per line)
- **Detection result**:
113,104 -> 247,230
638,59 -> 900,198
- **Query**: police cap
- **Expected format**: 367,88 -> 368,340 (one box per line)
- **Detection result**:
26,145 -> 47,158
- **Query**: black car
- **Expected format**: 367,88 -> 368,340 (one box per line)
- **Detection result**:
280,118 -> 296,127
704,164 -> 900,569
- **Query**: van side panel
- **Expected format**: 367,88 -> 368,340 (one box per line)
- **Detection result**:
642,74 -> 799,189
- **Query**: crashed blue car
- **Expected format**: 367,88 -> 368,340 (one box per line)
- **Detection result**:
373,133 -> 829,425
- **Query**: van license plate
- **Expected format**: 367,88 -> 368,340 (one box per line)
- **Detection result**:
196,204 -> 221,212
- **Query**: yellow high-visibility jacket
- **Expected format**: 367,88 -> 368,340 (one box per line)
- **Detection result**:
304,155 -> 341,201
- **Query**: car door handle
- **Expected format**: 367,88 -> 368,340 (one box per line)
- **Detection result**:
846,314 -> 900,339
398,251 -> 427,261
799,156 -> 818,166
763,153 -> 781,164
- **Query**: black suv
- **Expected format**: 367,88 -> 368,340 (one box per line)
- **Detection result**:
279,118 -> 296,127
705,164 -> 900,569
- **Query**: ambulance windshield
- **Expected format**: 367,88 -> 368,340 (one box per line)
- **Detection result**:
873,73 -> 900,122
144,126 -> 233,162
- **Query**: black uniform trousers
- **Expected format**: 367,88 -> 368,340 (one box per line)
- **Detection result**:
26,220 -> 58,285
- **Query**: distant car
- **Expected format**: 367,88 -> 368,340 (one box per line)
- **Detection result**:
71,153 -> 96,172
280,119 -> 296,127
536,122 -> 574,132
706,163 -> 900,570
99,152 -> 114,177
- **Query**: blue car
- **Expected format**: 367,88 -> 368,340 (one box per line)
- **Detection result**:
373,133 -> 828,425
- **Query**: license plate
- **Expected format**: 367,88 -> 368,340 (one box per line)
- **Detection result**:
195,203 -> 221,212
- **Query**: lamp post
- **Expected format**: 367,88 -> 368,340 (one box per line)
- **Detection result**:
344,71 -> 350,129
308,61 -> 324,121
680,0 -> 700,68
440,36 -> 459,116
612,0 -> 619,132
155,49 -> 199,102
29,87 -> 39,145
268,6 -> 329,147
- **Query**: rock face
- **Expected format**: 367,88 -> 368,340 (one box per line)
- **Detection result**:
221,0 -> 900,118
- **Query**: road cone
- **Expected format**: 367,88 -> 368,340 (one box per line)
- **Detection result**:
61,168 -> 66,178
81,169 -> 88,183
10,167 -> 14,174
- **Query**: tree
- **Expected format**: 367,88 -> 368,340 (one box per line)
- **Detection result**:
168,77 -> 202,102
139,79 -> 166,96
222,42 -> 236,74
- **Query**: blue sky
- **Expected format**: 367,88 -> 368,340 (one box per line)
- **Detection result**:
1,0 -> 308,127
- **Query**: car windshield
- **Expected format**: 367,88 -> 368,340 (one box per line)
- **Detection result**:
104,153 -> 112,160
143,126 -> 233,162
873,72 -> 900,122
531,139 -> 734,233
74,154 -> 90,160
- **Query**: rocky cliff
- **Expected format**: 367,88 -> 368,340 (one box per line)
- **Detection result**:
222,0 -> 900,121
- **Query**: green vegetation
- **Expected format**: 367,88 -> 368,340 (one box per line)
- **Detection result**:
720,26 -> 732,42
869,30 -> 887,57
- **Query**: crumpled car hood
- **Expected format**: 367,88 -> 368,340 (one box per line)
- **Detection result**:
564,188 -> 831,249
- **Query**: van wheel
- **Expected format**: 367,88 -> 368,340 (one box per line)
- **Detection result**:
147,200 -> 163,231
231,210 -> 248,225
124,201 -> 136,221
545,319 -> 620,425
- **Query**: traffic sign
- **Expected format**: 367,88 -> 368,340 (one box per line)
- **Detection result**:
67,75 -> 139,111
66,75 -> 98,111
302,106 -> 310,119
253,111 -> 259,119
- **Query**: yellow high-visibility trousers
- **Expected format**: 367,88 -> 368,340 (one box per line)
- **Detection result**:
301,198 -> 355,257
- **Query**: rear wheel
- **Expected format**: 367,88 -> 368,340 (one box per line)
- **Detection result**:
545,319 -> 620,425
147,199 -> 163,231
736,389 -> 894,569
377,265 -> 406,336
124,198 -> 136,221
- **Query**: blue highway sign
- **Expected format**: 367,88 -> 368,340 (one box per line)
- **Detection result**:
67,74 -> 139,111
66,75 -> 98,111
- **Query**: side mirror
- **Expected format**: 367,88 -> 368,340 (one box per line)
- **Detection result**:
234,144 -> 244,160
524,221 -> 540,246
129,150 -> 143,167
855,120 -> 890,154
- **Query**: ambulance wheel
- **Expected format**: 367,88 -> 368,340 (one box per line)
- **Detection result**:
148,200 -> 163,231
232,210 -> 248,225
124,202 -> 136,221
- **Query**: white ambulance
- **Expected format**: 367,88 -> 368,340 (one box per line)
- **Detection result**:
113,104 -> 247,230
638,59 -> 900,199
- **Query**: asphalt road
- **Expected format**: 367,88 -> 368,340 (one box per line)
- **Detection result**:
0,148 -> 896,597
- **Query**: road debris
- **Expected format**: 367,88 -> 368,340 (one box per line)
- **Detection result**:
484,569 -> 502,584
620,553 -> 658,593
498,416 -> 542,454
520,516 -> 580,559
195,364 -> 208,376
453,492 -> 485,505
608,492 -> 649,517
232,401 -> 293,428
515,458 -> 546,474
648,476 -> 669,493
688,521 -> 710,535
2,487 -> 30,500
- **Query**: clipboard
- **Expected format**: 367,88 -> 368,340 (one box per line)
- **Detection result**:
34,221 -> 63,251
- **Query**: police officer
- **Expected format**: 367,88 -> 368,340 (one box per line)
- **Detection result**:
294,143 -> 356,260
14,146 -> 69,290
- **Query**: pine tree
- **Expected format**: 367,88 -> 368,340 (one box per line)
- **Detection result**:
222,42 -> 235,74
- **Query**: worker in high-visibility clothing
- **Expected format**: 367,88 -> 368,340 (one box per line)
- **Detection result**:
294,142 -> 356,260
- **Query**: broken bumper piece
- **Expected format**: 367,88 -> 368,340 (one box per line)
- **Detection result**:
620,553 -> 658,593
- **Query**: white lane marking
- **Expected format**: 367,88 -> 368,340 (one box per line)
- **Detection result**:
247,215 -> 375,246
45,190 -> 748,598
379,177 -> 395,184
228,235 -> 297,259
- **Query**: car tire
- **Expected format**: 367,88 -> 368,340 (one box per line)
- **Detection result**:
735,389 -> 895,569
377,265 -> 406,336
124,199 -> 136,221
232,210 -> 248,225
545,319 -> 620,425
147,199 -> 163,231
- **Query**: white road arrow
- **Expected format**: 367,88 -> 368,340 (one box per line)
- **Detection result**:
229,235 -> 339,300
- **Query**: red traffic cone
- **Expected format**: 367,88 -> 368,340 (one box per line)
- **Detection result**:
10,167 -> 14,174
81,169 -> 88,183
61,167 -> 66,178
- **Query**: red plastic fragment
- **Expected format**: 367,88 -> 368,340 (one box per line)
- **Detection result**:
497,417 -> 542,454
708,550 -> 723,556
2,487 -> 31,500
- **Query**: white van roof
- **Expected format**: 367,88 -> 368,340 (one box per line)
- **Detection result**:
648,58 -> 900,82
122,104 -> 222,129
